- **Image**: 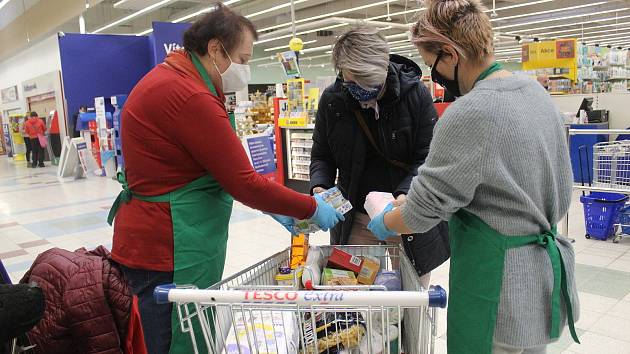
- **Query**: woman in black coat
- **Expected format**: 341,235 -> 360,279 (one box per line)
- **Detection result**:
309,27 -> 450,285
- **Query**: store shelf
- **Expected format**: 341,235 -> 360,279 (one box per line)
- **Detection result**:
607,77 -> 630,81
550,92 -> 570,95
292,161 -> 310,166
593,66 -> 610,71
291,153 -> 311,157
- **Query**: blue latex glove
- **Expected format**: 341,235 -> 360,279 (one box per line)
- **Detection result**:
266,213 -> 295,234
367,203 -> 399,241
310,194 -> 345,231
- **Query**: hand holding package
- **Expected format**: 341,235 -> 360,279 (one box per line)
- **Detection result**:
364,192 -> 395,219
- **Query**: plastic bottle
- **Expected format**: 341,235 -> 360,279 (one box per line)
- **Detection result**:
301,246 -> 325,289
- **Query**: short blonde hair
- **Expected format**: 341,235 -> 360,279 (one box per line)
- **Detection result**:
331,26 -> 390,89
411,0 -> 493,63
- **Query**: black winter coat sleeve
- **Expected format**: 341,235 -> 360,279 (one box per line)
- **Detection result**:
309,93 -> 337,194
394,84 -> 437,196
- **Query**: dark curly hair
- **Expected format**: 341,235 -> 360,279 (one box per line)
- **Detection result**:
183,3 -> 258,56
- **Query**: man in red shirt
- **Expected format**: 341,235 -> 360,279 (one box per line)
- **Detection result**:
108,5 -> 343,354
23,112 -> 46,168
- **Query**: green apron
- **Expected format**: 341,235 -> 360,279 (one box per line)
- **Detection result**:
445,63 -> 579,353
108,52 -> 234,354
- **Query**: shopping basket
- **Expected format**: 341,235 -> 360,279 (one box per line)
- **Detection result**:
154,245 -> 447,354
580,192 -> 628,240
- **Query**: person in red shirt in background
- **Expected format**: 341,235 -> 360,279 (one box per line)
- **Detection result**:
49,111 -> 62,158
23,111 -> 46,168
107,4 -> 344,354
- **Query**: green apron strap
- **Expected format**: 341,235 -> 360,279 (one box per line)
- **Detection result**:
190,52 -> 219,97
505,228 -> 580,344
475,62 -> 503,83
107,171 -> 171,225
107,171 -> 132,226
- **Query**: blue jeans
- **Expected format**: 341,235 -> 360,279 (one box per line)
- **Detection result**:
121,266 -> 174,354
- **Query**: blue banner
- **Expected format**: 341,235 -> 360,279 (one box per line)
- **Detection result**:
150,22 -> 192,66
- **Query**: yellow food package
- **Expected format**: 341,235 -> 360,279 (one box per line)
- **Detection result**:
357,256 -> 381,285
290,233 -> 309,269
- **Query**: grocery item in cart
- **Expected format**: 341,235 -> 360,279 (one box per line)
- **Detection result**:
291,233 -> 309,269
301,312 -> 366,354
374,270 -> 402,291
223,310 -> 299,354
302,246 -> 325,289
293,187 -> 352,234
276,267 -> 304,287
340,325 -> 399,354
327,247 -> 363,274
322,268 -> 358,286
357,256 -> 381,285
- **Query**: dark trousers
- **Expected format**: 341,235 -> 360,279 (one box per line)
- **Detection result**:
50,134 -> 61,157
120,266 -> 174,354
23,137 -> 31,163
30,139 -> 44,167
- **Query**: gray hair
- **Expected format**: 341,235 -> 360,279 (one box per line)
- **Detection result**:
331,26 -> 390,89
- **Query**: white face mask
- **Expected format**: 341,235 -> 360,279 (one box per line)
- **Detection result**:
214,43 -> 251,93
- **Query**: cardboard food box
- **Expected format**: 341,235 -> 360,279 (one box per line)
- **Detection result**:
357,256 -> 381,285
322,268 -> 358,286
290,233 -> 309,269
327,247 -> 363,274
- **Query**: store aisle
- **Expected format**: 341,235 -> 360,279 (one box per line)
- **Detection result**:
1,155 -> 630,353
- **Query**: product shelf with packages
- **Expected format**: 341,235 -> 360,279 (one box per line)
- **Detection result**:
154,245 -> 447,354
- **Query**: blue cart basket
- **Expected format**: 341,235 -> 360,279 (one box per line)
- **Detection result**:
580,192 -> 628,240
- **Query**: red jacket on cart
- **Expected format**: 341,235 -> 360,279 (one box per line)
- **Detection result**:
20,246 -> 145,354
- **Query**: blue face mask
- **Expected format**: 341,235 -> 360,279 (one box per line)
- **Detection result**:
344,82 -> 382,102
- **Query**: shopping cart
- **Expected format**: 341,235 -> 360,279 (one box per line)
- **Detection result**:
592,141 -> 630,190
154,245 -> 447,354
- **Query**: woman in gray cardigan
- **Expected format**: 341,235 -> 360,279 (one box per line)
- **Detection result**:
366,0 -> 580,353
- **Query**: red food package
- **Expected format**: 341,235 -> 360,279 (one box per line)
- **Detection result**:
327,248 -> 363,274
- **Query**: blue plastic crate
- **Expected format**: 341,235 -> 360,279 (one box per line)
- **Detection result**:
580,192 -> 628,240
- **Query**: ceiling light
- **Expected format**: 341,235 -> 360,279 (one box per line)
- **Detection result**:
136,28 -> 154,36
390,44 -> 415,51
113,0 -> 131,7
134,0 -> 240,36
495,8 -> 629,30
255,23 -> 347,45
578,32 -> 630,42
484,0 -> 554,12
258,0 -> 398,32
0,0 -> 13,11
490,2 -> 607,23
92,0 -> 173,34
530,22 -> 630,37
264,40 -> 317,52
246,0 -> 309,19
507,14 -> 630,34
172,7 -> 215,23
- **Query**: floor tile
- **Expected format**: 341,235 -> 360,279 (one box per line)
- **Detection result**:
577,269 -> 630,299
17,239 -> 50,248
590,315 -> 630,342
610,300 -> 630,320
548,328 -> 585,353
575,309 -> 605,331
577,292 -> 620,313
608,259 -> 630,273
574,252 -> 616,267
567,331 -> 630,354
0,249 -> 28,259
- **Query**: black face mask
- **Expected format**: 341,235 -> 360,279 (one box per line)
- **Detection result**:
431,51 -> 461,97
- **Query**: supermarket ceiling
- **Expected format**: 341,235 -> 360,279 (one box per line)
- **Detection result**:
2,0 -> 630,63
